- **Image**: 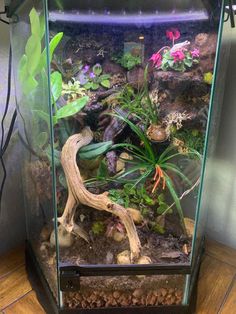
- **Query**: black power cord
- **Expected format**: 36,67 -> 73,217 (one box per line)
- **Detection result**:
0,27 -> 17,215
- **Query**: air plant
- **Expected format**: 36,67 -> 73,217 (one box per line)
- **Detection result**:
110,115 -> 201,233
149,28 -> 200,72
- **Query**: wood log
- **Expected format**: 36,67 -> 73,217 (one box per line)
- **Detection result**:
58,127 -> 141,259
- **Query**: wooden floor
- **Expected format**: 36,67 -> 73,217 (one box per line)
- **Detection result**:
0,239 -> 236,313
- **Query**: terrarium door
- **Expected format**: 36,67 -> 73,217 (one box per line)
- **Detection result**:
10,0 -> 225,312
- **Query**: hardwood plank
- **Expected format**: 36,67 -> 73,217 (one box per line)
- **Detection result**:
196,254 -> 236,314
0,265 -> 32,310
206,239 -> 236,268
220,278 -> 236,314
0,246 -> 24,278
4,291 -> 45,314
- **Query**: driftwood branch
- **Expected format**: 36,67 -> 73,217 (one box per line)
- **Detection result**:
58,127 -> 141,259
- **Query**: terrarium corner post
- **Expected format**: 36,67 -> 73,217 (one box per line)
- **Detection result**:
58,127 -> 142,259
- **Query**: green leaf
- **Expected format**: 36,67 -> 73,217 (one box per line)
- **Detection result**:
164,173 -> 186,233
18,54 -> 28,83
91,83 -> 99,90
84,82 -> 93,90
184,58 -> 193,67
36,131 -> 48,148
100,79 -> 110,89
59,172 -> 67,188
29,8 -> 40,36
51,71 -> 62,103
79,141 -> 113,160
23,75 -> 38,94
37,32 -> 63,73
54,96 -> 89,123
33,110 -> 50,129
45,146 -> 61,167
99,74 -> 110,80
97,159 -> 108,178
93,64 -> 102,76
25,35 -> 41,75
39,13 -> 45,40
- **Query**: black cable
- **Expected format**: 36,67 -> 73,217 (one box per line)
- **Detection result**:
0,44 -> 13,216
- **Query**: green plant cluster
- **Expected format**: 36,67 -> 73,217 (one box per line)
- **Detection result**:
119,66 -> 159,126
109,183 -> 155,209
92,221 -> 105,235
161,51 -> 199,72
175,129 -> 204,155
113,52 -> 142,70
79,64 -> 111,90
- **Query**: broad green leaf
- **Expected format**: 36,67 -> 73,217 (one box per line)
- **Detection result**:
45,147 -> 61,167
23,75 -> 38,95
93,64 -> 102,76
25,34 -> 41,75
79,141 -> 113,160
100,79 -> 110,89
39,13 -> 45,40
54,96 -> 89,123
33,110 -> 50,129
51,71 -> 62,103
91,83 -> 99,90
18,54 -> 28,83
36,131 -> 48,148
84,82 -> 93,90
37,32 -> 63,73
49,32 -> 63,61
29,8 -> 40,36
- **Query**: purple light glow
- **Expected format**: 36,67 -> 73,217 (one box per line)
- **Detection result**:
49,11 -> 209,25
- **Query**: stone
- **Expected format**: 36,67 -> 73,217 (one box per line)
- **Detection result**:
146,124 -> 168,142
127,66 -> 152,89
50,225 -> 74,248
113,231 -> 126,242
137,255 -> 152,264
184,217 -> 195,237
117,250 -> 131,264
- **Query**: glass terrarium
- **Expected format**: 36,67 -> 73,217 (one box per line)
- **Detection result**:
8,0 -> 226,313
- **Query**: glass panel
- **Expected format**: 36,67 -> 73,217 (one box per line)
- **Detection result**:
10,0 -> 59,303
62,274 -> 185,309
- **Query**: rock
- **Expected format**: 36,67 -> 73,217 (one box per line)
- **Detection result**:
50,225 -> 74,248
116,152 -> 133,173
40,225 -> 52,241
161,251 -> 181,259
103,60 -> 126,76
105,251 -> 114,264
117,250 -> 131,264
113,231 -> 126,242
137,255 -> 152,264
194,33 -> 217,73
184,217 -> 195,237
146,124 -> 168,142
133,288 -> 143,298
127,66 -> 151,89
154,70 -> 208,98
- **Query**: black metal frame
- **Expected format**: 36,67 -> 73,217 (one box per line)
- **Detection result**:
26,241 -> 202,313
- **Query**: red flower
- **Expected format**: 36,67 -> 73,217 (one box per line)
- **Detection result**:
149,52 -> 162,67
166,28 -> 181,41
171,50 -> 185,62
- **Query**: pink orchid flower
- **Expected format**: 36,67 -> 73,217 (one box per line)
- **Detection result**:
171,50 -> 185,62
166,28 -> 181,41
191,48 -> 200,58
149,52 -> 162,67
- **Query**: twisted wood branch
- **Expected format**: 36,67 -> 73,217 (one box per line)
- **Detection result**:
58,127 -> 141,259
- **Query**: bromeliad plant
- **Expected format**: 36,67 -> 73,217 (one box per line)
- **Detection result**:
110,115 -> 201,233
149,27 -> 200,72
